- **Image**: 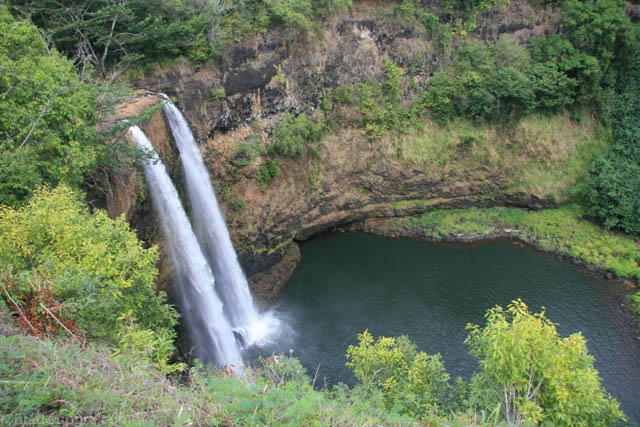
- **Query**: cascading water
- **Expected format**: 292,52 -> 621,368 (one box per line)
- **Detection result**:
163,100 -> 278,345
129,125 -> 242,369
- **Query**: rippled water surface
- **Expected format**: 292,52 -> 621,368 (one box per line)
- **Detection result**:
254,233 -> 640,420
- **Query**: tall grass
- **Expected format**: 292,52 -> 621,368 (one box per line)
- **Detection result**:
397,113 -> 610,202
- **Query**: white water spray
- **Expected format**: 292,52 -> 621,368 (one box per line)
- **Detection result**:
130,125 -> 242,369
163,101 -> 279,346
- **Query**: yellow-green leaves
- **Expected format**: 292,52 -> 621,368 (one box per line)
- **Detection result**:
346,330 -> 453,419
465,299 -> 625,425
0,186 -> 178,368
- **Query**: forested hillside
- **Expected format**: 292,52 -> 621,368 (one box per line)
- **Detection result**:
1,0 -> 639,424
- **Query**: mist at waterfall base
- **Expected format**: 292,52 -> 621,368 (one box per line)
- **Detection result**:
252,233 -> 640,421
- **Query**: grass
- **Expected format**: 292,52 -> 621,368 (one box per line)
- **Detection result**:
406,206 -> 640,313
397,112 -> 610,202
0,322 -> 417,426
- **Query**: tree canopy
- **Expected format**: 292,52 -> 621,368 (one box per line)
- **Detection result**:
0,6 -> 100,207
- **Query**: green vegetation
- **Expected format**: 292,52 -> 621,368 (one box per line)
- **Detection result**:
0,330 -> 409,425
8,0 -> 211,77
270,112 -> 325,158
405,205 -> 640,311
259,159 -> 282,183
346,330 -> 458,419
345,301 -> 625,424
580,31 -> 640,234
0,7 -> 100,207
465,300 -> 624,425
324,60 -> 420,139
395,112 -> 608,201
0,186 -> 179,371
0,0 -> 638,424
1,300 -> 623,424
231,135 -> 265,167
8,0 -> 352,75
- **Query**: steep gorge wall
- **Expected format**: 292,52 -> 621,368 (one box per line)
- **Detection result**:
109,1 -> 572,304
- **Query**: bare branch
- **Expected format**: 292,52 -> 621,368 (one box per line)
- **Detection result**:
18,90 -> 61,150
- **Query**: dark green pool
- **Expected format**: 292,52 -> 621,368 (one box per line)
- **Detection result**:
256,233 -> 640,420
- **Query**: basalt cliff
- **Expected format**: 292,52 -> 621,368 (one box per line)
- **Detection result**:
105,1 -> 603,304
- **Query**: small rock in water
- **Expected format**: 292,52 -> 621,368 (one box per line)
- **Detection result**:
233,328 -> 248,346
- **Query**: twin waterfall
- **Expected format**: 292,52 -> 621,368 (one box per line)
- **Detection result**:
130,101 -> 277,369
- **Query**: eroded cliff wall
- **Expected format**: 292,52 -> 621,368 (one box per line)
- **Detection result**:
108,1 -> 601,304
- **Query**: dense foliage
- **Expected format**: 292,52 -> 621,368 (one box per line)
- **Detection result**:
344,301 -> 625,424
8,0 -> 352,75
466,300 -> 624,425
346,331 -> 457,419
0,186 -> 179,370
8,0 -> 212,77
0,7 -> 100,207
0,300 -> 624,424
0,329 -> 411,425
580,30 -> 640,234
270,112 -> 325,158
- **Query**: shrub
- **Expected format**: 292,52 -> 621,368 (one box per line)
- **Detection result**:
270,113 -> 324,158
466,300 -> 625,425
0,186 -> 178,366
581,154 -> 640,234
528,62 -> 576,112
258,159 -> 282,183
346,330 -> 454,418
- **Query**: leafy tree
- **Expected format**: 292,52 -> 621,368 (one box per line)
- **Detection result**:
9,0 -> 212,78
527,34 -> 600,103
561,0 -> 630,74
580,34 -> 640,234
424,37 -> 536,122
0,7 -> 99,207
582,155 -> 640,234
382,60 -> 404,105
0,186 -> 179,368
346,330 -> 454,418
465,300 -> 625,425
528,63 -> 576,112
486,67 -> 535,119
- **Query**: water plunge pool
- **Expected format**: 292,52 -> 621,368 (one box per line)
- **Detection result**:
252,233 -> 640,420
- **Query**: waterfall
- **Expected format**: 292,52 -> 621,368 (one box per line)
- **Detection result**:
129,125 -> 242,369
163,101 -> 276,345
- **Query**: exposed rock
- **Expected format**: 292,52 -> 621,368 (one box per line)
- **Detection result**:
108,1 -> 569,303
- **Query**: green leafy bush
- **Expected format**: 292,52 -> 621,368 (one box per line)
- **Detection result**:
270,113 -> 325,158
259,159 -> 282,183
580,35 -> 640,235
0,186 -> 178,364
327,60 -> 410,139
528,62 -> 576,112
561,0 -> 630,72
582,155 -> 640,234
466,300 -> 625,425
424,36 -> 537,122
346,330 -> 455,418
0,331 -> 410,425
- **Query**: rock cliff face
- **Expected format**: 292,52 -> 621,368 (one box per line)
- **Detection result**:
108,1 -> 564,304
